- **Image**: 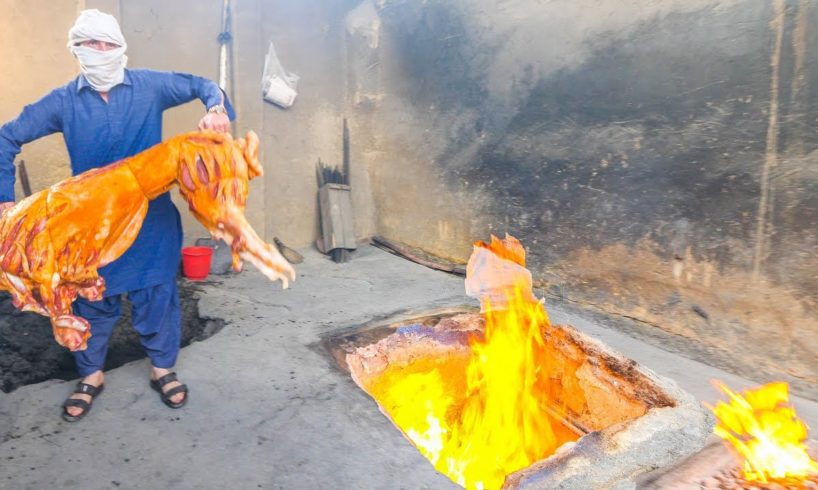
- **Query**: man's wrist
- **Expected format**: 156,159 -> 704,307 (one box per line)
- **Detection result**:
207,104 -> 227,115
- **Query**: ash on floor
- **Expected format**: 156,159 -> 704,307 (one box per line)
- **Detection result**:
0,277 -> 224,393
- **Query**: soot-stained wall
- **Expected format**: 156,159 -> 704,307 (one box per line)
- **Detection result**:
352,0 -> 818,392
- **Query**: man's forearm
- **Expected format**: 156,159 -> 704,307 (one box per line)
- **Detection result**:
0,157 -> 16,203
0,129 -> 21,202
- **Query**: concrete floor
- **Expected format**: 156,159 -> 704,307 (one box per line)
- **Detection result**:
1,245 -> 816,489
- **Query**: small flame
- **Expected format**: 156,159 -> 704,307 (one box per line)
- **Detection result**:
364,235 -> 577,489
710,381 -> 818,483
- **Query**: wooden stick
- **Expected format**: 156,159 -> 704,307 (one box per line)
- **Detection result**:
342,118 -> 350,185
371,236 -> 466,275
17,160 -> 32,197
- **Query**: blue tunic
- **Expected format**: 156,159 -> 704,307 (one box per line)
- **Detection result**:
0,69 -> 235,296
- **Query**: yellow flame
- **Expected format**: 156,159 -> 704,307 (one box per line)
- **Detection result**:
711,381 -> 818,483
363,236 -> 578,489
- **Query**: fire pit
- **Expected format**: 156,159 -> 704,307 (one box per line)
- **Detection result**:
324,306 -> 712,489
323,235 -> 711,488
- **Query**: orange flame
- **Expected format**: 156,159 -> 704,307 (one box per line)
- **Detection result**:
710,381 -> 818,483
364,235 -> 577,489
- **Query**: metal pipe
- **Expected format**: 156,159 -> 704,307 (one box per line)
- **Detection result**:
218,0 -> 232,92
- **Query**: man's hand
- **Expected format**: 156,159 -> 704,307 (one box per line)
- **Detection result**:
0,201 -> 13,217
198,112 -> 230,133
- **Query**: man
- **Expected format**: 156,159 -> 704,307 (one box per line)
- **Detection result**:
0,9 -> 234,421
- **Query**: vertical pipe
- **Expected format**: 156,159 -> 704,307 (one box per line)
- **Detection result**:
218,0 -> 231,92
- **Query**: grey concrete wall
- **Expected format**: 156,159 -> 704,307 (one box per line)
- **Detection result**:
124,0 -> 376,246
350,0 -> 818,387
0,0 -> 245,241
257,0 -> 375,248
0,0 -> 79,196
119,0 -> 228,243
1,0 -> 377,247
0,0 -> 118,197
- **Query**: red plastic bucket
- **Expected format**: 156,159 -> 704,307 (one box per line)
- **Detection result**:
182,246 -> 213,281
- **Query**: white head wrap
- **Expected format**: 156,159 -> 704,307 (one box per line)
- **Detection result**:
67,9 -> 128,92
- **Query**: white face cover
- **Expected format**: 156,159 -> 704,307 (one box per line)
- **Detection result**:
67,9 -> 128,92
70,46 -> 128,92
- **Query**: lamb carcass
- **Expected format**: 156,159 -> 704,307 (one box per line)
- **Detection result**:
0,130 -> 295,351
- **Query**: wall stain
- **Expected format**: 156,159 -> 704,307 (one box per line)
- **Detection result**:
752,0 -> 785,281
789,0 -> 809,156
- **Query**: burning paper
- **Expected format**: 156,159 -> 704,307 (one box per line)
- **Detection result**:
464,234 -> 536,311
710,381 -> 818,484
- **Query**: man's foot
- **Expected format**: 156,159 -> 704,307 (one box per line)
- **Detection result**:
150,367 -> 188,408
62,370 -> 104,421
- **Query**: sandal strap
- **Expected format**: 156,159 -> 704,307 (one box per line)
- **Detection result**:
63,398 -> 91,411
74,382 -> 102,396
154,372 -> 178,388
162,384 -> 188,400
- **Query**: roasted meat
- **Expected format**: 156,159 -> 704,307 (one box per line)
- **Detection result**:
0,130 -> 295,351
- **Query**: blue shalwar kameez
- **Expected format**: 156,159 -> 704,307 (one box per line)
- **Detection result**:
0,69 -> 235,375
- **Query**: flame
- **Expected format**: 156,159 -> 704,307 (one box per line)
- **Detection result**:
710,381 -> 818,483
363,235 -> 577,489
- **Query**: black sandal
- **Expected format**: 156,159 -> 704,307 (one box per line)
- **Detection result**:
150,372 -> 189,409
62,382 -> 104,422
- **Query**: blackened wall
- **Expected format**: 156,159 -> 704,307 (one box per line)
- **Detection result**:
349,0 -> 818,392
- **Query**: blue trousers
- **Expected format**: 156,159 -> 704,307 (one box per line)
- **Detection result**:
72,279 -> 181,377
